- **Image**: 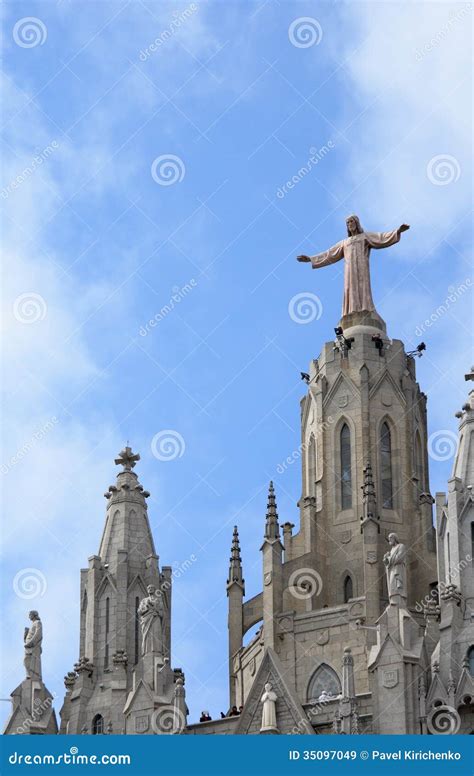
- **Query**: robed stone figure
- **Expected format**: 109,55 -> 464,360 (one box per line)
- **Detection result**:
260,682 -> 278,733
24,610 -> 42,681
138,585 -> 164,656
297,215 -> 410,317
383,533 -> 407,606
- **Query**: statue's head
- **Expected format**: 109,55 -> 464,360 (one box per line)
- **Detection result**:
346,214 -> 363,236
28,610 -> 39,621
387,532 -> 399,547
264,682 -> 273,692
146,585 -> 156,595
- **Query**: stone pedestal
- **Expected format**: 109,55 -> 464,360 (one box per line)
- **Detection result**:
4,678 -> 58,735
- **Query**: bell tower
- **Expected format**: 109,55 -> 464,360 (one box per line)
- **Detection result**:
60,448 -> 185,735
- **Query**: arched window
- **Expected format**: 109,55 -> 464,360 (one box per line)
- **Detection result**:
468,646 -> 474,677
343,575 -> 353,603
308,664 -> 341,701
104,597 -> 110,669
414,431 -> 423,494
308,435 -> 316,496
134,596 -> 140,665
340,424 -> 352,509
380,422 -> 393,508
92,714 -> 104,735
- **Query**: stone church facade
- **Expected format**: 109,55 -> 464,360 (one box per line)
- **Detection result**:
4,310 -> 474,736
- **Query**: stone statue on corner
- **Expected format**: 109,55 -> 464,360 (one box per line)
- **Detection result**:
297,215 -> 410,317
383,532 -> 407,606
24,610 -> 43,681
138,585 -> 164,656
260,682 -> 278,733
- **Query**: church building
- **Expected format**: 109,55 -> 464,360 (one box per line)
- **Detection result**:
4,220 -> 473,736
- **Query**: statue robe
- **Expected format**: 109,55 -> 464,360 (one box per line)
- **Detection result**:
385,542 -> 407,602
138,593 -> 164,656
260,687 -> 278,731
24,619 -> 42,681
310,230 -> 400,316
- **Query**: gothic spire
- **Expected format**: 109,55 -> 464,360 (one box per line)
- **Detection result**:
264,481 -> 280,540
227,526 -> 244,587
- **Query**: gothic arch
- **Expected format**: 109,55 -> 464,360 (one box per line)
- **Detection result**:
378,416 -> 395,509
307,433 -> 317,497
414,429 -> 424,494
334,417 -> 355,512
92,714 -> 104,735
307,663 -> 341,702
342,572 -> 355,603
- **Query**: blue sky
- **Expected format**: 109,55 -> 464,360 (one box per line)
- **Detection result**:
1,0 -> 472,726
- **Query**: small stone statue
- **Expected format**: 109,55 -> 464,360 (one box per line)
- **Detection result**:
297,215 -> 410,317
138,585 -> 164,656
383,532 -> 407,606
260,682 -> 278,733
24,610 -> 42,681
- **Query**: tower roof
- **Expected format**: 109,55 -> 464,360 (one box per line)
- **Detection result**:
227,525 -> 244,588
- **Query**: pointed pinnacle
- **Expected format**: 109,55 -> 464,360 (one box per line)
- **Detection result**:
265,481 -> 280,540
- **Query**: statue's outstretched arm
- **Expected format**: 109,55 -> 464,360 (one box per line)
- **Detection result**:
365,225 -> 409,249
310,241 -> 344,268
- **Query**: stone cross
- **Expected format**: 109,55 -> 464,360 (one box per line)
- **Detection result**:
114,446 -> 140,471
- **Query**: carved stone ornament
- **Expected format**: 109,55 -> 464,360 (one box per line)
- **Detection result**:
383,669 -> 399,689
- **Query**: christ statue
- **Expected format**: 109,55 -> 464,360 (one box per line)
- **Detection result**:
297,215 -> 410,317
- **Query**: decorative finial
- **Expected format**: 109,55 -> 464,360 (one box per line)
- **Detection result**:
360,461 -> 378,527
265,481 -> 280,540
227,526 -> 244,588
114,446 -> 140,472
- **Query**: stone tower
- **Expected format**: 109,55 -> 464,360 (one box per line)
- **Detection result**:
428,369 -> 474,734
59,447 -> 186,735
226,306 -> 438,733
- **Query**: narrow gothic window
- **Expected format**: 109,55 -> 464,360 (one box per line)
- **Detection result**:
415,431 -> 423,494
134,596 -> 140,665
308,664 -> 341,701
340,424 -> 352,509
92,714 -> 104,735
308,435 -> 316,496
104,597 -> 110,669
468,646 -> 474,677
343,575 -> 353,603
380,422 -> 393,508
